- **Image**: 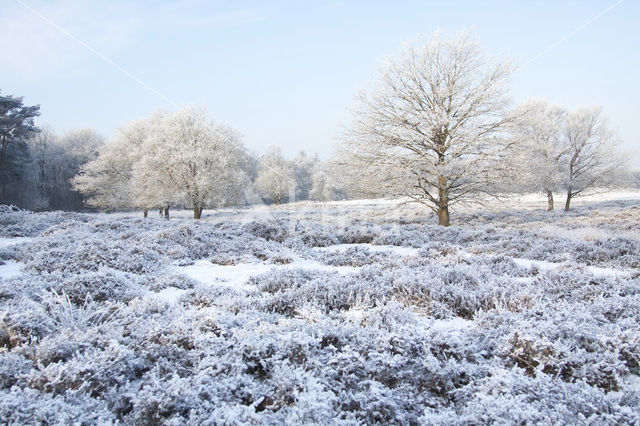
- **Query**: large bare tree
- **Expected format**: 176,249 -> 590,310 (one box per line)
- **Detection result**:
341,31 -> 515,226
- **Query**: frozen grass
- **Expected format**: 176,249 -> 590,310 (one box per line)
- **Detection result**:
0,192 -> 639,424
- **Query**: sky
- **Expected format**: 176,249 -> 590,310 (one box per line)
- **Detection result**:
1,0 -> 638,166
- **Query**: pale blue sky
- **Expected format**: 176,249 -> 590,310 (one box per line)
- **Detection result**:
1,0 -> 638,165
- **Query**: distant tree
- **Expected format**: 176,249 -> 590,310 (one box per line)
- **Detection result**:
0,92 -> 40,205
48,129 -> 104,210
332,147 -> 391,200
561,107 -> 627,211
254,147 -> 296,205
341,31 -> 515,226
237,148 -> 261,184
28,126 -> 56,201
310,167 -> 329,203
24,126 -> 59,210
511,99 -> 568,210
633,169 -> 640,189
292,150 -> 318,201
310,161 -> 339,203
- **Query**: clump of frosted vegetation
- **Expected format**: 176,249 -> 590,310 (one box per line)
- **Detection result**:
0,200 -> 639,424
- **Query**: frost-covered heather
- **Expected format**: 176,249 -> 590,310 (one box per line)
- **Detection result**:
0,195 -> 639,424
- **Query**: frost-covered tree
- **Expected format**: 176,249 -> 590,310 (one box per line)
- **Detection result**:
16,127 -> 104,211
292,150 -> 318,201
341,31 -> 515,226
310,161 -> 342,203
511,99 -> 568,211
47,129 -> 104,210
74,109 -> 248,219
72,118 -> 149,212
237,148 -> 261,183
0,91 -> 40,206
632,169 -> 640,189
28,126 -> 56,199
0,92 -> 40,167
25,126 -> 57,209
561,107 -> 626,211
510,102 -> 628,212
310,166 -> 330,203
254,147 -> 296,205
134,107 -> 248,219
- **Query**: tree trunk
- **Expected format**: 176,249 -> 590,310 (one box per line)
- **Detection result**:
193,205 -> 203,219
437,205 -> 450,226
163,206 -> 170,220
546,190 -> 554,211
437,175 -> 450,226
564,191 -> 572,212
0,135 -> 8,166
143,209 -> 148,218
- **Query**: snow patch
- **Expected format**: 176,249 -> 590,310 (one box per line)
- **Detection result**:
153,286 -> 188,304
512,257 -> 631,278
176,257 -> 361,290
316,243 -> 420,257
0,237 -> 33,249
428,317 -> 474,332
289,258 -> 361,274
341,307 -> 366,322
178,260 -> 274,289
0,260 -> 24,280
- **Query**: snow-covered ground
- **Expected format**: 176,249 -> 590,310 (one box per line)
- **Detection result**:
0,237 -> 33,249
510,256 -> 634,278
0,237 -> 32,281
96,189 -> 640,221
0,260 -> 23,280
155,243 -> 421,303
0,192 -> 639,424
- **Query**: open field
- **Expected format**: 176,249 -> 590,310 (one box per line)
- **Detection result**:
1,191 -> 639,424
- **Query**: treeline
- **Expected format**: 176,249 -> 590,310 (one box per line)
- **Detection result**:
69,108 -> 348,219
0,98 -> 343,216
1,88 -> 637,222
1,92 -> 103,211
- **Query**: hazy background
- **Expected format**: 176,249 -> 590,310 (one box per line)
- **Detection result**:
1,0 -> 637,165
